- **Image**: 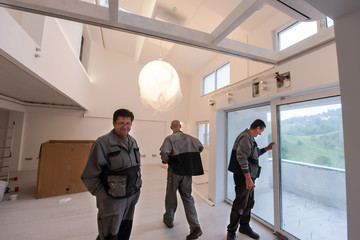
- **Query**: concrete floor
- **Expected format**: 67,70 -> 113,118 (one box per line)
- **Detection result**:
0,164 -> 278,240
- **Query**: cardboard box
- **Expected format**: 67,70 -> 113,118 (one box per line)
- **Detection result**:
36,140 -> 94,199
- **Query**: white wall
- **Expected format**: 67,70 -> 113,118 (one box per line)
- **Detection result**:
20,107 -> 110,170
38,17 -> 91,108
130,120 -> 166,165
57,19 -> 83,57
17,107 -> 170,170
20,12 -> 45,46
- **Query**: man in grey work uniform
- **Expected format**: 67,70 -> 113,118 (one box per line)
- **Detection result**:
81,109 -> 142,240
226,119 -> 274,240
160,120 -> 204,240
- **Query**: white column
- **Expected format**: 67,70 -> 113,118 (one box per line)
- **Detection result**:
334,8 -> 360,240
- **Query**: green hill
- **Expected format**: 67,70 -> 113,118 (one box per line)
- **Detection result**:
280,108 -> 344,169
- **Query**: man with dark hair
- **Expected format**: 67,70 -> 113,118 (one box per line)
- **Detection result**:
81,108 -> 141,240
160,120 -> 204,240
226,119 -> 274,240
113,108 -> 134,123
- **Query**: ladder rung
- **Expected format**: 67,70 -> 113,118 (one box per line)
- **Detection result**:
0,122 -> 14,185
0,127 -> 13,130
0,147 -> 11,150
0,137 -> 13,140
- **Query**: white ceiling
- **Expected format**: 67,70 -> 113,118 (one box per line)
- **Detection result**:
0,0 -> 357,109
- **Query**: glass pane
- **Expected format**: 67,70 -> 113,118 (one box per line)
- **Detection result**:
326,17 -> 334,28
203,72 -> 215,95
216,63 -> 230,89
198,123 -> 205,145
206,123 -> 210,145
278,21 -> 318,51
98,0 -> 108,7
278,96 -> 347,239
226,105 -> 273,225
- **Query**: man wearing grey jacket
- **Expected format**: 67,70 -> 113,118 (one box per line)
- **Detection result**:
160,120 -> 204,240
81,109 -> 141,240
227,119 -> 274,240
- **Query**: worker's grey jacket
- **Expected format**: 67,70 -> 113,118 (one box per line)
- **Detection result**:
160,130 -> 204,176
81,130 -> 141,203
228,128 -> 266,179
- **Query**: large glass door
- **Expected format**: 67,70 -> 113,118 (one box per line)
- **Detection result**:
226,105 -> 274,225
277,96 -> 347,239
225,90 -> 347,240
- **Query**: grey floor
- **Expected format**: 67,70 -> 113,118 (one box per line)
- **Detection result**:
0,164 -> 278,240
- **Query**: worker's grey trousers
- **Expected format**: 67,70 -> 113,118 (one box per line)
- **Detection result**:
96,191 -> 140,240
163,167 -> 200,231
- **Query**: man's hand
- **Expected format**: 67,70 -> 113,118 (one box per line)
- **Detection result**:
264,142 -> 275,152
245,173 -> 254,191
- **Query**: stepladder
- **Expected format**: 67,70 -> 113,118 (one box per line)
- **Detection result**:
0,121 -> 18,196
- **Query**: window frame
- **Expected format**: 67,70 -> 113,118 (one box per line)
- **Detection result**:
202,62 -> 230,96
203,72 -> 216,95
277,20 -> 319,51
274,16 -> 334,51
197,121 -> 210,147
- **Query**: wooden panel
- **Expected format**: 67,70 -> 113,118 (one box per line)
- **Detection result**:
36,140 -> 94,198
68,143 -> 91,194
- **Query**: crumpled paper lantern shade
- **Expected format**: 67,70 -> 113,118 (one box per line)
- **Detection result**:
138,60 -> 182,112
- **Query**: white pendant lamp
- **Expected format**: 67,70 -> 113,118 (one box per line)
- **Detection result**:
138,59 -> 182,112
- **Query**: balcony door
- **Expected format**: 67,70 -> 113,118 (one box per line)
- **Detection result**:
277,95 -> 347,239
226,105 -> 274,225
225,89 -> 347,240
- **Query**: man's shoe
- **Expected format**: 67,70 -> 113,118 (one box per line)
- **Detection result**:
239,226 -> 260,239
163,219 -> 173,228
186,227 -> 202,240
226,232 -> 237,240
